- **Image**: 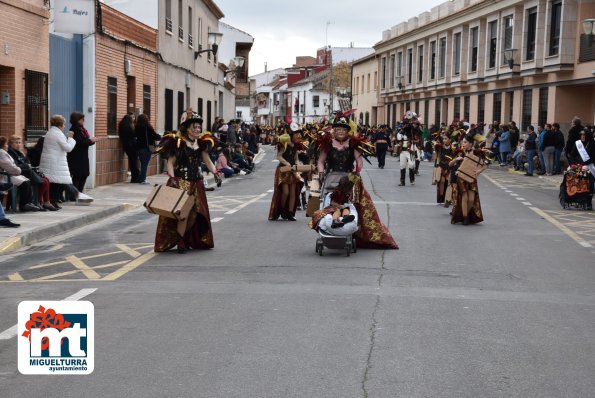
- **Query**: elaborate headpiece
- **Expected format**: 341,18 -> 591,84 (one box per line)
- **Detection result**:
180,109 -> 203,126
332,117 -> 350,129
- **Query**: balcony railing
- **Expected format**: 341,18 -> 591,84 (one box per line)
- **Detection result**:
188,34 -> 193,48
178,26 -> 184,41
165,17 -> 172,33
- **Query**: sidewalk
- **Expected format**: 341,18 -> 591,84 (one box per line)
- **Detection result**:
483,163 -> 564,187
0,173 -> 217,254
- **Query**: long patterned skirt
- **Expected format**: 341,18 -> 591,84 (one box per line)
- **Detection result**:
309,177 -> 399,249
154,178 -> 214,252
450,177 -> 484,224
268,168 -> 304,220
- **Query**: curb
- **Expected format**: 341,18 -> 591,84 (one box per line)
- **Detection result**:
0,203 -> 139,255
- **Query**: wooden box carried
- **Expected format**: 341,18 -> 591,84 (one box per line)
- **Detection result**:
456,153 -> 483,183
279,164 -> 315,173
144,184 -> 194,221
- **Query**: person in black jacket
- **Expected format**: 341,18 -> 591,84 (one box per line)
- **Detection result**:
135,114 -> 161,184
565,117 -> 583,158
67,112 -> 97,193
372,125 -> 390,169
118,114 -> 139,183
552,123 -> 565,174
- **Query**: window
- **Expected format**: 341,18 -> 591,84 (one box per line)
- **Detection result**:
418,45 -> 423,83
354,77 -> 358,94
366,74 -> 370,92
177,91 -> 184,128
439,37 -> 446,78
477,94 -> 485,123
313,95 -> 320,108
164,89 -> 173,131
453,33 -> 461,75
503,15 -> 513,64
470,27 -> 478,72
107,77 -> 117,135
381,57 -> 386,89
435,99 -> 441,124
389,54 -> 395,88
549,1 -> 561,56
424,101 -> 429,126
143,85 -> 151,118
464,95 -> 470,121
207,100 -> 212,128
488,20 -> 498,68
373,71 -> 377,90
522,89 -> 532,131
188,7 -> 193,48
178,0 -> 183,41
430,41 -> 436,79
493,92 -> 502,123
198,18 -> 203,51
24,70 -> 48,139
397,52 -> 402,79
415,100 -> 420,114
165,0 -> 172,33
407,48 -> 413,84
526,7 -> 537,61
538,88 -> 548,126
454,97 -> 461,119
197,97 -> 203,118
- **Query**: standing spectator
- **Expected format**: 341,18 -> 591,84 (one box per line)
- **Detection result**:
509,121 -> 520,153
372,125 -> 389,169
537,124 -> 546,175
524,125 -> 537,176
552,122 -> 565,174
135,114 -> 161,184
498,124 -> 511,166
541,124 -> 557,176
211,117 -> 222,134
8,136 -> 57,211
67,112 -> 97,193
228,119 -> 239,146
0,136 -> 39,212
118,114 -> 139,183
39,115 -> 93,206
565,116 -> 583,159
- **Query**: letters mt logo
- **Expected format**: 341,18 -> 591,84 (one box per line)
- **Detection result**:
18,301 -> 94,375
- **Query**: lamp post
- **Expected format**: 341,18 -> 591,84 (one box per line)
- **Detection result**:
224,56 -> 245,78
503,48 -> 519,69
194,32 -> 223,60
583,19 -> 595,46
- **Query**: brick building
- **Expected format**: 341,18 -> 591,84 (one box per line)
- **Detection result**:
0,0 -> 50,139
94,3 -> 158,186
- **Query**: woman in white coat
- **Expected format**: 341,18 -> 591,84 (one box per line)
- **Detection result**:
39,115 -> 93,207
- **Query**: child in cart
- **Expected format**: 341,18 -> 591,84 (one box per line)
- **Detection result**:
310,175 -> 358,235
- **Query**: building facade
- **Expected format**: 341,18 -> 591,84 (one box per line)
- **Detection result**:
375,0 -> 595,132
0,0 -> 50,140
94,3 -> 158,186
157,0 -> 224,134
352,53 -> 379,126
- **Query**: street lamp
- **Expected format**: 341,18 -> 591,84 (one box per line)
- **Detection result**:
503,48 -> 519,69
194,32 -> 223,60
583,19 -> 595,47
224,56 -> 245,78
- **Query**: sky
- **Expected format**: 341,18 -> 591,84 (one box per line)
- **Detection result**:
215,0 -> 448,76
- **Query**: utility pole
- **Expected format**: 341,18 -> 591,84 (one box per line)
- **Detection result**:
325,21 -> 334,118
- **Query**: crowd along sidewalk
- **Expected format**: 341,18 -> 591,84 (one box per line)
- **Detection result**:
0,173 -> 216,255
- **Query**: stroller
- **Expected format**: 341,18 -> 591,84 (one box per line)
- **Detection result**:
314,172 -> 358,257
559,169 -> 593,210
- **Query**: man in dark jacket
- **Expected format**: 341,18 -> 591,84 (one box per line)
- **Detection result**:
372,125 -> 390,169
565,117 -> 583,158
524,125 -> 537,176
552,123 -> 565,174
509,121 -> 520,152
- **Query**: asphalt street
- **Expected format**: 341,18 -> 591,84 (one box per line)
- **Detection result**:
0,147 -> 594,398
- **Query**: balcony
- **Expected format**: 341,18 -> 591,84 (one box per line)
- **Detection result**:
178,26 -> 184,41
165,17 -> 172,33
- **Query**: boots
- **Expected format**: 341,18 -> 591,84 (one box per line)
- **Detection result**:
409,169 -> 415,185
463,216 -> 470,226
301,191 -> 307,210
415,159 -> 420,175
399,169 -> 406,186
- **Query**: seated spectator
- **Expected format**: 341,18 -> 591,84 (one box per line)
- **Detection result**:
8,136 -> 57,211
513,139 -> 526,170
0,136 -> 40,212
232,144 -> 253,172
216,148 -> 239,178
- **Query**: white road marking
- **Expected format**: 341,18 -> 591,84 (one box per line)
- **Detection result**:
529,207 -> 594,249
522,202 -> 532,206
271,159 -> 279,163
210,217 -> 224,223
225,210 -> 238,215
267,189 -> 274,193
0,288 -> 97,340
253,150 -> 266,164
510,193 -> 519,196
516,197 -> 525,200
